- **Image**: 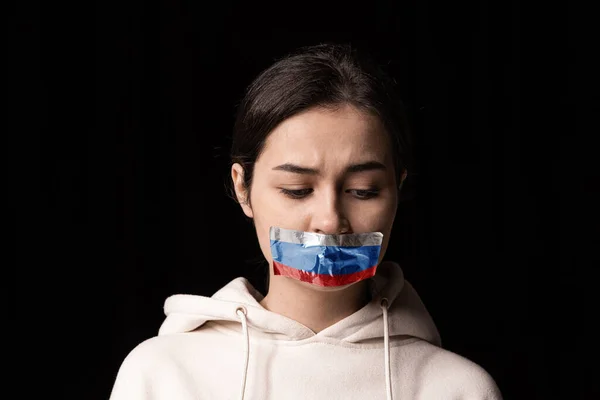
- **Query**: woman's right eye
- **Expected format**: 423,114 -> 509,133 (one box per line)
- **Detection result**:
279,188 -> 313,199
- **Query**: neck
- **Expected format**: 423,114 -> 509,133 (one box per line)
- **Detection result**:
259,276 -> 371,333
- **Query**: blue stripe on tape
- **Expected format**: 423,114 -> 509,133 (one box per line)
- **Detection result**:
270,240 -> 380,275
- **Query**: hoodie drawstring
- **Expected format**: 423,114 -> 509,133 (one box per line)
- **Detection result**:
236,302 -> 393,400
381,298 -> 393,400
236,307 -> 250,400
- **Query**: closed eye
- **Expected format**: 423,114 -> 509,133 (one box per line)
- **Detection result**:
347,189 -> 380,199
280,188 -> 313,199
279,188 -> 380,200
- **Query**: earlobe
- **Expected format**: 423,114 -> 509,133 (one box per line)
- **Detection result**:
231,163 -> 254,218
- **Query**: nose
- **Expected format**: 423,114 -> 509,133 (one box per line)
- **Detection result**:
309,192 -> 352,235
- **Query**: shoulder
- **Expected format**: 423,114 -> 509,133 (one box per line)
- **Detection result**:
405,340 -> 503,399
114,334 -> 188,380
122,334 -> 180,364
110,330 -> 224,399
120,327 -> 221,368
110,336 -> 177,399
117,322 -> 238,371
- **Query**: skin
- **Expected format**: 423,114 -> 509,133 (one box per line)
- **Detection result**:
232,104 -> 406,333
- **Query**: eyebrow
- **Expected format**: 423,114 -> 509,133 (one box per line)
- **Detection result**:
272,161 -> 387,175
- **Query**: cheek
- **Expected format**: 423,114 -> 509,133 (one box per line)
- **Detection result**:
379,198 -> 398,261
251,183 -> 310,228
378,234 -> 394,263
348,199 -> 396,263
249,214 -> 274,268
250,188 -> 307,265
348,197 -> 397,232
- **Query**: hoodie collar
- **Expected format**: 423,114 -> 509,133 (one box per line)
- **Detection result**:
158,261 -> 440,346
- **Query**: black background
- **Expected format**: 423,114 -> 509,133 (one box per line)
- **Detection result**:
8,0 -> 599,399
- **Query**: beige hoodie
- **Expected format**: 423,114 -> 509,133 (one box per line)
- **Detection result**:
110,262 -> 502,399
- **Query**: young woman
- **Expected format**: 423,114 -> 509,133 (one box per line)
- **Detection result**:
110,43 -> 502,400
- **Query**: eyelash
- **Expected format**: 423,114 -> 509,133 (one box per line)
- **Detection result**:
279,188 -> 380,200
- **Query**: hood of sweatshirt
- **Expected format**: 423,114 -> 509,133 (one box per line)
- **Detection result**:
158,261 -> 441,346
110,263 -> 505,400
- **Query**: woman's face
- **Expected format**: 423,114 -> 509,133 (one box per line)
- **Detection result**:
232,105 -> 401,281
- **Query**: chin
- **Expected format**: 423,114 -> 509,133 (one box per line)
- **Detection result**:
291,278 -> 357,292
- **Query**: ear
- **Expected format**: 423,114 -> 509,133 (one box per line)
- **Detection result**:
231,163 -> 254,218
398,169 -> 408,191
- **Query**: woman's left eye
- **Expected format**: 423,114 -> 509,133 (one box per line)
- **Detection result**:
348,189 -> 380,199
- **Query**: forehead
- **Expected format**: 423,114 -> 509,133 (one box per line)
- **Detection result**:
259,105 -> 392,165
